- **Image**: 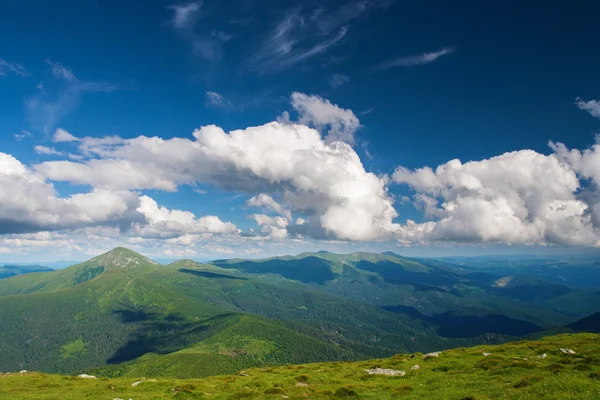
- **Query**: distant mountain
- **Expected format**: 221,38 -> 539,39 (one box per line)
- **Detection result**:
568,312 -> 600,333
1,247 -> 598,378
0,264 -> 51,280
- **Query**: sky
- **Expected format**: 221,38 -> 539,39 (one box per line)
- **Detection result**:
1,0 -> 600,262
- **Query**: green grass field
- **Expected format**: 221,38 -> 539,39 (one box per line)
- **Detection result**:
1,333 -> 599,399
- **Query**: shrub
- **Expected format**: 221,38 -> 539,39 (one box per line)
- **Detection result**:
263,387 -> 286,395
334,387 -> 358,397
514,375 -> 543,388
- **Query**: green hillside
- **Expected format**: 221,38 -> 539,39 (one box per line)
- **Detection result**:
0,248 -> 497,376
1,333 -> 598,399
1,247 -> 598,380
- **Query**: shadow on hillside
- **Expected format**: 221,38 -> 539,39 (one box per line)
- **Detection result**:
382,305 -> 543,338
107,313 -> 240,364
215,256 -> 336,284
355,260 -> 460,293
179,268 -> 247,280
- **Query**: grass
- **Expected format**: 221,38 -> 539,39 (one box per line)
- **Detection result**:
1,333 -> 599,399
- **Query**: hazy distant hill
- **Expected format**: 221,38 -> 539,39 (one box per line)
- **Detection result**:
0,264 -> 52,280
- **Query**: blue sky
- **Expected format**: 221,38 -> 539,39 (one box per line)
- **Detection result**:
1,0 -> 600,262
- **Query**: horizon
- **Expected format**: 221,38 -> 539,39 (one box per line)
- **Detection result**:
2,1 -> 600,260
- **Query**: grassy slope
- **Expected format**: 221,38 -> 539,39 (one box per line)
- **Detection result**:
1,333 -> 599,399
89,314 -> 356,379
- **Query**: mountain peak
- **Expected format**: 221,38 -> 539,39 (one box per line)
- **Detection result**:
88,247 -> 159,269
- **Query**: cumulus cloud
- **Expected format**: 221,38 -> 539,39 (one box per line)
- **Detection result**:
0,152 -> 142,234
289,92 -> 360,145
53,128 -> 79,142
33,115 -> 397,241
575,97 -> 600,119
376,47 -> 456,71
247,193 -> 292,220
250,214 -> 289,239
134,195 -> 238,238
393,147 -> 600,247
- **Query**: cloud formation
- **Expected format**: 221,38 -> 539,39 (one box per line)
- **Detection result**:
33,106 -> 396,241
575,97 -> 600,119
0,59 -> 28,77
288,92 -> 360,145
376,47 -> 456,71
393,145 -> 600,247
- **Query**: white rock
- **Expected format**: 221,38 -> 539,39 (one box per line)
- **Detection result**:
19,370 -> 27,373
131,381 -> 142,387
410,364 -> 420,370
77,374 -> 97,379
423,352 -> 441,359
365,368 -> 405,376
482,352 -> 492,357
560,348 -> 576,354
537,353 -> 547,359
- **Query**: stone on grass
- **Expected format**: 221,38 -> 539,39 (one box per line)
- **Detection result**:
77,374 -> 97,379
482,353 -> 492,357
538,353 -> 547,359
365,368 -> 406,376
423,352 -> 441,359
411,365 -> 420,370
560,348 -> 576,354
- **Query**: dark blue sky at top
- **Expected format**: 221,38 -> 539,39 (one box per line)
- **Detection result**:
1,0 -> 599,257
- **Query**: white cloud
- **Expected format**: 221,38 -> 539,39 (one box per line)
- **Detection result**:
247,193 -> 292,220
53,128 -> 80,142
168,1 -> 202,29
575,97 -> 600,119
376,47 -> 456,71
289,92 -> 360,145
134,195 -> 238,238
33,115 -> 396,242
0,152 -> 142,234
14,130 -> 33,141
328,73 -> 350,90
393,147 -> 600,247
250,214 -> 289,239
247,2 -> 387,74
205,91 -> 233,109
45,60 -> 77,81
0,59 -> 28,77
34,145 -> 65,156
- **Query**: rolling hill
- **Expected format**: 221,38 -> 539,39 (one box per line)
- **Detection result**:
1,247 -> 599,379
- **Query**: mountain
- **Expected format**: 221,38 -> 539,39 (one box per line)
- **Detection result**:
0,248 -> 488,376
1,333 -> 598,399
568,312 -> 600,333
212,251 -> 582,329
0,264 -> 51,280
1,247 -> 598,378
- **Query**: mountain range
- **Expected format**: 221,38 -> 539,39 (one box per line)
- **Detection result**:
0,247 -> 598,379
